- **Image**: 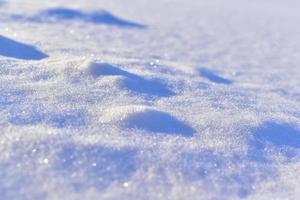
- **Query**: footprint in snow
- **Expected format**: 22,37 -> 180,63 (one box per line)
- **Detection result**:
88,62 -> 175,97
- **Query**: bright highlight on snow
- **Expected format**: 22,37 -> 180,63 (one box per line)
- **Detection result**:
0,0 -> 300,199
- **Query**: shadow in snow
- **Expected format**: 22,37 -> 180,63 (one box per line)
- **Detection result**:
198,68 -> 233,85
23,8 -> 146,29
0,35 -> 48,60
89,62 -> 174,97
251,122 -> 300,149
55,144 -> 137,190
123,110 -> 194,137
248,122 -> 300,162
43,8 -> 84,20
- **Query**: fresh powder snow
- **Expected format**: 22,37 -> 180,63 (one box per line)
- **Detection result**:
0,0 -> 300,199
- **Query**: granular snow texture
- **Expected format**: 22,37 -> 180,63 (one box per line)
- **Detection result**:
0,0 -> 300,199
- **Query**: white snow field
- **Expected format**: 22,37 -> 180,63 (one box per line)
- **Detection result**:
1,0 -> 300,199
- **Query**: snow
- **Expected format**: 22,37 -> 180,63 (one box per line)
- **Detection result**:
0,35 -> 48,60
0,0 -> 300,199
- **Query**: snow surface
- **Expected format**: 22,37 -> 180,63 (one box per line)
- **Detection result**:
1,0 -> 300,199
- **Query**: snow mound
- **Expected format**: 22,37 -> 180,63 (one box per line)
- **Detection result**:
87,61 -> 175,97
99,105 -> 194,136
123,109 -> 194,137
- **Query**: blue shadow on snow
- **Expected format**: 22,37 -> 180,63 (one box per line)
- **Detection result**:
89,62 -> 174,97
248,122 -> 300,162
22,8 -> 146,29
198,68 -> 233,85
251,122 -> 300,149
123,110 -> 195,137
0,35 -> 48,60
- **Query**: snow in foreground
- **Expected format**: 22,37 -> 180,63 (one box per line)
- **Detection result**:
0,0 -> 300,199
